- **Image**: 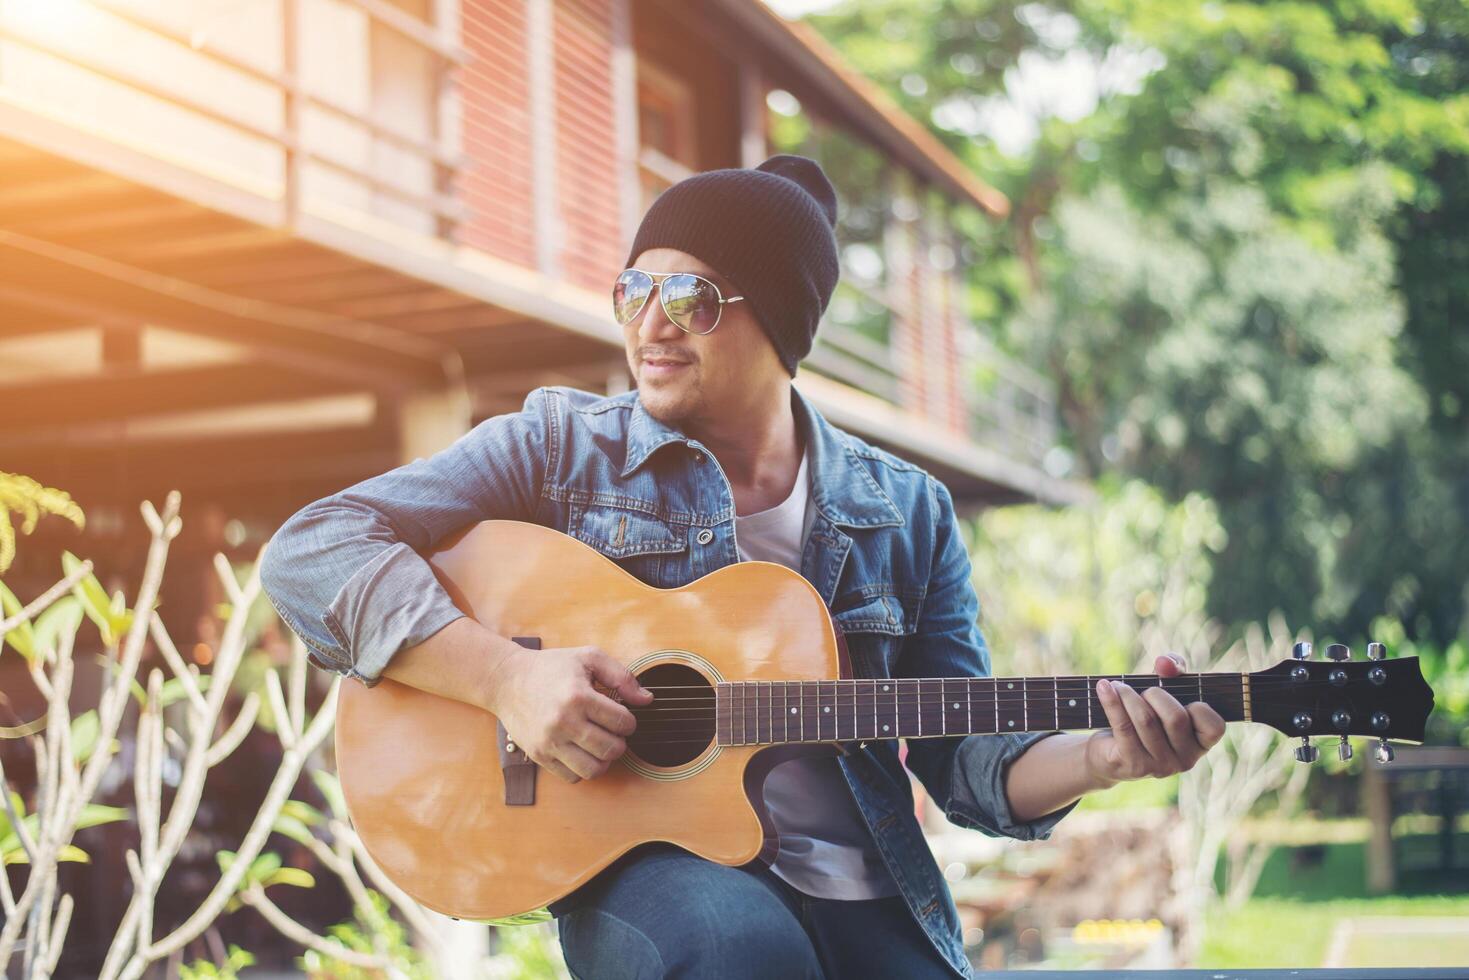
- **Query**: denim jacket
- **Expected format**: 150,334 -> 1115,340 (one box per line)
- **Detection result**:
261,383 -> 1074,978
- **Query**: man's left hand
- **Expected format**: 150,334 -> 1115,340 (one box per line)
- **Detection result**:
1085,653 -> 1226,787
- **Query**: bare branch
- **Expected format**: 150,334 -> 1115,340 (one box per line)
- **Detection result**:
0,559 -> 92,637
206,692 -> 259,769
263,669 -> 296,752
0,753 -> 39,865
239,883 -> 396,971
148,613 -> 208,717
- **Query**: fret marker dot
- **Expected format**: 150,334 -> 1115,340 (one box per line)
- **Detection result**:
1007,682 -> 1014,689
952,702 -> 960,709
882,685 -> 890,692
791,707 -> 798,714
1007,720 -> 1015,727
1068,699 -> 1077,707
882,724 -> 890,732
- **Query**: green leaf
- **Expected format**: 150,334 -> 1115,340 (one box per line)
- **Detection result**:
34,596 -> 82,660
271,813 -> 314,847
248,851 -> 282,884
3,804 -> 126,860
71,711 -> 99,763
477,907 -> 553,926
309,769 -> 346,818
158,674 -> 211,708
262,866 -> 315,889
62,551 -> 115,644
75,804 -> 128,831
279,799 -> 324,827
0,579 -> 36,662
4,843 -> 91,865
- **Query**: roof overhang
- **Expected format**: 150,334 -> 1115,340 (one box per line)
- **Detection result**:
710,0 -> 1010,219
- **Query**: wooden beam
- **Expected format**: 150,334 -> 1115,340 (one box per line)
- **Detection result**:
9,202 -> 205,239
142,247 -> 360,285
0,172 -> 135,215
0,361 -> 362,428
114,227 -> 293,263
0,231 -> 450,389
377,305 -> 524,334
3,424 -> 398,501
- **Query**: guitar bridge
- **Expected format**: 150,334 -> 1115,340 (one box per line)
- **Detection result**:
498,636 -> 541,806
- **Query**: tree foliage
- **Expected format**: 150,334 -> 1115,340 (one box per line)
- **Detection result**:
804,0 -> 1469,646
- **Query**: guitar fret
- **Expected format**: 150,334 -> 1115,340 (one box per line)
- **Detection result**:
784,681 -> 792,742
728,672 -> 1253,744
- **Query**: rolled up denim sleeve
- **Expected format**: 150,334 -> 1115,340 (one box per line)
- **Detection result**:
260,387 -> 551,687
900,477 -> 1077,841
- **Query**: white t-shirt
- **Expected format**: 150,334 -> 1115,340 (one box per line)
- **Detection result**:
734,442 -> 898,900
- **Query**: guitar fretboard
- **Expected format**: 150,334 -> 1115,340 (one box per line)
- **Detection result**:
713,674 -> 1249,745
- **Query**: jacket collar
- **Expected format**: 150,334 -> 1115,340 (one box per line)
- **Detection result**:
621,385 -> 905,529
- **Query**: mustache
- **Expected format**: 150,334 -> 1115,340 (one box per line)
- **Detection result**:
636,348 -> 695,363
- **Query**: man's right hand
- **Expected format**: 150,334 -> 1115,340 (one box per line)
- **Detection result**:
482,642 -> 654,783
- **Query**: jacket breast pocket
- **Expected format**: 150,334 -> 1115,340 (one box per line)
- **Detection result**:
568,502 -> 687,588
831,588 -> 918,679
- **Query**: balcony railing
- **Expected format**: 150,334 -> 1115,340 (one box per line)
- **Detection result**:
0,0 -> 464,239
807,271 -> 1059,469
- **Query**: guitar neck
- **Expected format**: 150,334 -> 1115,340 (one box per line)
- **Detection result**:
713,673 -> 1250,746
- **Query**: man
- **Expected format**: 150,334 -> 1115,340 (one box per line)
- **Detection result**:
261,154 -> 1225,978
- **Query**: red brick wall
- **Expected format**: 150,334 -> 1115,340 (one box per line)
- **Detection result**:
458,0 -> 537,267
553,0 -> 624,292
456,0 -> 625,293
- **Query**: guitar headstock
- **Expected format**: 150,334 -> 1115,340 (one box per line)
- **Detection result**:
1249,642 -> 1435,764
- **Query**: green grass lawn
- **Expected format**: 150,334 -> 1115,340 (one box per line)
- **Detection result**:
1197,833 -> 1469,968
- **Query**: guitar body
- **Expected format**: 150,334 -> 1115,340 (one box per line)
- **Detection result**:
335,520 -> 844,921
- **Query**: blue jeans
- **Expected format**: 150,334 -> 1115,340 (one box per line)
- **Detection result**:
550,844 -> 958,979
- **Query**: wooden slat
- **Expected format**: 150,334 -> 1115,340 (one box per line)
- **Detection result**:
377,305 -> 524,333
0,233 -> 449,389
9,204 -> 219,243
0,172 -> 136,214
140,245 -> 355,284
0,361 -> 360,427
107,227 -> 295,264
3,424 -> 397,500
247,268 -> 424,306
319,289 -> 481,320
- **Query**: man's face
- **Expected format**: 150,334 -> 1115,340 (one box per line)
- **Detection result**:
621,248 -> 784,427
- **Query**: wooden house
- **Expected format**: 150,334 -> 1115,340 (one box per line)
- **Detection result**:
0,0 -> 1083,967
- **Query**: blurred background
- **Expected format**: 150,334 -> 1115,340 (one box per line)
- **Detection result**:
1,0 -> 1465,975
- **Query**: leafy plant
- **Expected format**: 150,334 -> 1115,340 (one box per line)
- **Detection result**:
0,472 -> 84,574
297,889 -> 434,980
179,944 -> 254,980
0,794 -> 128,865
215,849 -> 316,913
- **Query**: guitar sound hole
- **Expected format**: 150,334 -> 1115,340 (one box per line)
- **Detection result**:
628,663 -> 714,768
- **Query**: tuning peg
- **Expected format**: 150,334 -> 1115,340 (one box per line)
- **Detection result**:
1292,641 -> 1313,660
1338,736 -> 1353,762
1295,738 -> 1319,763
1367,642 -> 1387,661
1375,738 -> 1394,764
1325,643 -> 1350,662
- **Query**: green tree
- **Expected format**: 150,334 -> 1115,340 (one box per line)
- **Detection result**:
802,0 -> 1469,645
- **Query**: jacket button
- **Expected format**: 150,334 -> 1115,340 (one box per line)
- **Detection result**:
695,528 -> 715,545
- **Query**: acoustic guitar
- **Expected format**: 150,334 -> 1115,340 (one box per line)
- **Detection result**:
333,519 -> 1435,921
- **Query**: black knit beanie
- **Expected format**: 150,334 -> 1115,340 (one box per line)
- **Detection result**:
623,154 -> 840,377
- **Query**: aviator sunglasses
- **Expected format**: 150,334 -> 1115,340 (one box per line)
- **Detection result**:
612,268 -> 746,335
